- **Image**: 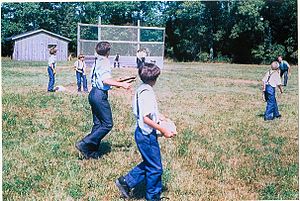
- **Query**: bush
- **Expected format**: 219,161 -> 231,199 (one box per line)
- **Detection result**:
252,43 -> 286,64
197,52 -> 209,62
214,52 -> 232,63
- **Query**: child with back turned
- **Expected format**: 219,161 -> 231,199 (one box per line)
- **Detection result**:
115,63 -> 175,201
262,61 -> 283,121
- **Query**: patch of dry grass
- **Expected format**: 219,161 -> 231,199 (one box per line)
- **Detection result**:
2,59 -> 298,200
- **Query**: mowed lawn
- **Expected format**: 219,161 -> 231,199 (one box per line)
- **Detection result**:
2,58 -> 298,200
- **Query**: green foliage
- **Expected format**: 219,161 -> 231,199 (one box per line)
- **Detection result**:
197,52 -> 209,62
1,1 -> 298,63
252,43 -> 286,63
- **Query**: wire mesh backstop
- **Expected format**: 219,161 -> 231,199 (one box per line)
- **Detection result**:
77,19 -> 165,68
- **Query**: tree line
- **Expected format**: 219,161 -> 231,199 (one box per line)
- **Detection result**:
1,1 -> 297,64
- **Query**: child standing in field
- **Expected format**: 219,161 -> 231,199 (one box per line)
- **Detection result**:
74,54 -> 88,92
75,41 -> 131,159
277,55 -> 291,86
114,53 -> 120,68
262,61 -> 283,121
115,63 -> 175,201
136,49 -> 146,68
47,47 -> 57,92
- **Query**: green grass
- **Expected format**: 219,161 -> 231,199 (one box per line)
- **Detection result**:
2,59 -> 298,200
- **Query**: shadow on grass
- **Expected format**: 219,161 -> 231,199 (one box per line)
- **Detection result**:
256,113 -> 265,117
77,141 -> 112,160
97,141 -> 112,156
131,180 -> 168,200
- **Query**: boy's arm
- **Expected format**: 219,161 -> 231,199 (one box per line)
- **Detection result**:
49,63 -> 56,74
287,63 -> 291,75
262,81 -> 266,92
143,115 -> 175,138
103,78 -> 131,89
278,85 -> 283,93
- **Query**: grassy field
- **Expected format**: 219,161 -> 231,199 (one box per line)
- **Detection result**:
2,58 -> 298,200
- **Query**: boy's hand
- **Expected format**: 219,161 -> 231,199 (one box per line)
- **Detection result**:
158,114 -> 167,121
121,82 -> 131,90
53,69 -> 56,74
162,128 -> 175,138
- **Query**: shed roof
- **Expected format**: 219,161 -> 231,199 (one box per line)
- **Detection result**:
8,29 -> 71,42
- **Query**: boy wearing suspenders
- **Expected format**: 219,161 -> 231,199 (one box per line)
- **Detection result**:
74,54 -> 88,92
75,41 -> 131,159
115,63 -> 175,201
262,61 -> 283,121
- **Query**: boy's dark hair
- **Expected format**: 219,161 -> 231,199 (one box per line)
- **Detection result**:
95,41 -> 111,56
138,63 -> 161,84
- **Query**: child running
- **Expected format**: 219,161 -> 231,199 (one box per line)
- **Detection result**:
115,63 -> 175,201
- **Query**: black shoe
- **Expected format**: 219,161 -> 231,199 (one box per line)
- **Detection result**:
115,176 -> 131,199
48,89 -> 55,92
275,114 -> 282,119
264,117 -> 274,121
75,140 -> 91,159
147,197 -> 170,201
88,151 -> 102,159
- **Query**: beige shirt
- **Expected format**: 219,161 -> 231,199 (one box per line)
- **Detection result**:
262,70 -> 281,87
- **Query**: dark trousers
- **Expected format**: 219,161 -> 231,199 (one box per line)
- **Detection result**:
76,71 -> 88,91
82,87 -> 113,150
47,66 -> 55,91
264,85 -> 280,120
124,128 -> 163,200
137,58 -> 145,68
280,69 -> 288,86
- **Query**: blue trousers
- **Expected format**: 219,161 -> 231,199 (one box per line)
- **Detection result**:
124,128 -> 163,200
76,71 -> 88,91
47,66 -> 55,91
82,87 -> 113,150
280,69 -> 288,86
264,85 -> 280,120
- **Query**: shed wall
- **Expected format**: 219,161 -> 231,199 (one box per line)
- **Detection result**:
13,33 -> 68,61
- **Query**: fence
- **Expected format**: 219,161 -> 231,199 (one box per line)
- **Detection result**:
77,18 -> 165,68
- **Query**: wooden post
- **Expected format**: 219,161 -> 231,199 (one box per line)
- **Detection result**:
98,16 -> 101,41
137,20 -> 140,51
77,23 -> 80,57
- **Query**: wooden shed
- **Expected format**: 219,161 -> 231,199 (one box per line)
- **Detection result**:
9,29 -> 71,61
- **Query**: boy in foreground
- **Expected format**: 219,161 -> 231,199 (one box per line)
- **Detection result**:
262,61 -> 283,121
115,63 -> 176,201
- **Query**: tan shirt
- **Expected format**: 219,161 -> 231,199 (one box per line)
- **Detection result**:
262,70 -> 281,87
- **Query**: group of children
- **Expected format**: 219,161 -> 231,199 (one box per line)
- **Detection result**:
64,42 -> 175,201
46,43 -> 291,200
262,56 -> 291,121
47,47 -> 89,92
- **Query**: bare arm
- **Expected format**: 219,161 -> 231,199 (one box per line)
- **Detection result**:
262,81 -> 266,92
103,78 -> 131,89
278,85 -> 283,93
143,115 -> 175,138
